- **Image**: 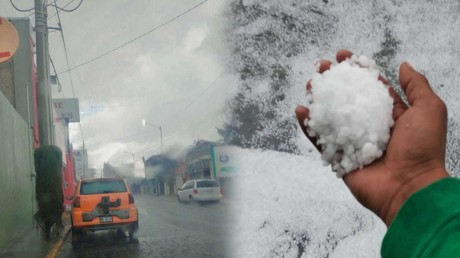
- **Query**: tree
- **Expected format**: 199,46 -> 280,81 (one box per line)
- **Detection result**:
34,145 -> 64,240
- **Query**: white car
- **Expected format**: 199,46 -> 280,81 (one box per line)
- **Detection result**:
177,179 -> 222,203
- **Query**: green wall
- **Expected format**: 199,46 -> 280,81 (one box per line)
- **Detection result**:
0,90 -> 35,248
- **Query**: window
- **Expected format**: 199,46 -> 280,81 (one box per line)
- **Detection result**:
80,180 -> 127,195
181,181 -> 194,190
197,180 -> 219,188
185,181 -> 195,189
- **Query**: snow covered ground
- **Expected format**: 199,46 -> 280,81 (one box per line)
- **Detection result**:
231,148 -> 386,258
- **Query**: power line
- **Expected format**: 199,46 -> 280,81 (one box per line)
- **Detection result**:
9,0 -> 34,12
97,73 -> 223,150
49,56 -> 65,96
53,0 -> 77,98
49,0 -> 215,153
25,0 -> 76,18
53,0 -> 85,145
132,74 -> 224,155
57,0 -> 210,75
47,0 -> 83,13
49,0 -> 78,18
78,71 -> 222,149
52,0 -> 100,149
163,73 -> 223,127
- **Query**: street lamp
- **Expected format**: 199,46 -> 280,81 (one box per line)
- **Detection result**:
142,119 -> 163,154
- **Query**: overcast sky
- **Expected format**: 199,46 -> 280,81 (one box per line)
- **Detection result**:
1,0 -> 236,175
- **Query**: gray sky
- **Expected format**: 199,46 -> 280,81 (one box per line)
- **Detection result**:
1,0 -> 236,175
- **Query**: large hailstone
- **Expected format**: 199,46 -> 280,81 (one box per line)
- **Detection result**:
305,55 -> 394,177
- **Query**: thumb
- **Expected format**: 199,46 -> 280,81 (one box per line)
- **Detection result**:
399,62 -> 436,107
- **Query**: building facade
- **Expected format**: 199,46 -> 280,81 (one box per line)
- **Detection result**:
144,155 -> 177,196
1,17 -> 78,211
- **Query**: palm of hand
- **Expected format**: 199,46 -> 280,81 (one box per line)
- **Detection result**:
296,49 -> 449,225
344,101 -> 447,224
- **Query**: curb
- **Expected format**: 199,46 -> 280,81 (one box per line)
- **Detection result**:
46,225 -> 71,258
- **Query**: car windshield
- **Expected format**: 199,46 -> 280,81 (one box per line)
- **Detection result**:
80,180 -> 127,195
197,180 -> 219,188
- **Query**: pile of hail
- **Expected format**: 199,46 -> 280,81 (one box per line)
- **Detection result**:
305,55 -> 394,178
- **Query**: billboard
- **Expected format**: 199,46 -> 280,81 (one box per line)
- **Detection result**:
211,146 -> 239,178
53,98 -> 80,123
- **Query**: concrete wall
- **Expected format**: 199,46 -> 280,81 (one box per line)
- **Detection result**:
0,91 -> 35,248
0,60 -> 15,105
10,18 -> 35,127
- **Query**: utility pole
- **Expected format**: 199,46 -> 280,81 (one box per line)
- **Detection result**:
142,120 -> 163,154
35,0 -> 53,145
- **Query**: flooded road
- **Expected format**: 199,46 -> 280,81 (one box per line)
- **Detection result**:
58,195 -> 233,258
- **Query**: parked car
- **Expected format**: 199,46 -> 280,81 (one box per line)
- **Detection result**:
177,179 -> 222,203
70,177 -> 139,243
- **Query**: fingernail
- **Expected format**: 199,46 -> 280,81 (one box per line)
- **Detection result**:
403,61 -> 415,70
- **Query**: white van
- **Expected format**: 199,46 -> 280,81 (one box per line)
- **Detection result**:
177,179 -> 222,203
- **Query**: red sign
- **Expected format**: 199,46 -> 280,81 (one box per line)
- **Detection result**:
0,17 -> 19,63
0,51 -> 11,58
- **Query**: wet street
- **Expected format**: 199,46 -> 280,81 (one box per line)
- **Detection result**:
57,195 -> 233,258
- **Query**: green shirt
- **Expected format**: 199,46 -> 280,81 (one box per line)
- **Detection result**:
381,177 -> 460,257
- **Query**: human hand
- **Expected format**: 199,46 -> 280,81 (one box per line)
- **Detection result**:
295,49 -> 450,226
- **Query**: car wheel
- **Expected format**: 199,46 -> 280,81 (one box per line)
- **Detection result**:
177,195 -> 182,203
116,228 -> 126,238
128,221 -> 139,240
189,195 -> 193,203
71,228 -> 81,247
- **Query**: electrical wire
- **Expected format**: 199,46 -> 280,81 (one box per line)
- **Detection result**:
51,0 -> 212,154
82,73 -> 223,149
49,56 -> 64,95
57,0 -> 209,75
46,0 -> 83,13
9,0 -> 34,12
53,0 -> 213,151
53,0 -> 100,151
129,74 -> 223,157
49,0 -> 77,19
137,80 -> 224,157
53,0 -> 85,146
163,73 -> 223,127
24,0 -> 72,18
54,0 -> 77,98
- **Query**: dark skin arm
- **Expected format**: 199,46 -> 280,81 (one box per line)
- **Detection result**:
295,49 -> 450,226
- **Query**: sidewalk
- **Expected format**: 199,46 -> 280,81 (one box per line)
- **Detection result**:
0,213 -> 71,258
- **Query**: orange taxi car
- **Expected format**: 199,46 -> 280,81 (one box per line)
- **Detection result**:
71,177 -> 139,241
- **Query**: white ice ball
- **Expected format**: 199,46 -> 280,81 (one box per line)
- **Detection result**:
305,55 -> 394,177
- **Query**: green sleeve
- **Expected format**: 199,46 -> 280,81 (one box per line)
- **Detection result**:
381,177 -> 460,258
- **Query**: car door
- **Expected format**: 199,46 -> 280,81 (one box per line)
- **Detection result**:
185,181 -> 195,200
178,182 -> 186,201
179,181 -> 192,201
